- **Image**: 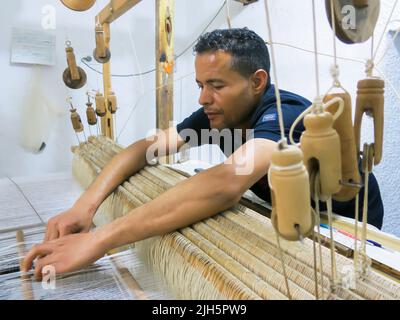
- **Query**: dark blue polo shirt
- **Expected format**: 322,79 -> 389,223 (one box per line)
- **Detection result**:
176,84 -> 384,229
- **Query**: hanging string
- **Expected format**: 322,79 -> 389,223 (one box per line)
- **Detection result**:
263,0 -> 286,145
354,193 -> 360,273
263,0 -> 293,299
366,35 -> 375,77
126,19 -> 145,95
226,0 -> 232,29
313,184 -> 326,300
117,71 -> 195,140
274,232 -> 292,299
372,0 -> 399,62
328,0 -> 343,91
311,0 -> 321,100
326,196 -> 338,295
361,154 -> 371,277
6,177 -> 45,225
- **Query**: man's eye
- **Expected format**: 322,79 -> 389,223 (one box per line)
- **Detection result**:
213,85 -> 224,90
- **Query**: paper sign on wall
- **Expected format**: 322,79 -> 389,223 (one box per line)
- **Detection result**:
11,28 -> 56,66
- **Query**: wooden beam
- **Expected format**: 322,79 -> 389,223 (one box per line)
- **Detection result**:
97,0 -> 142,24
156,0 -> 174,163
101,23 -> 114,140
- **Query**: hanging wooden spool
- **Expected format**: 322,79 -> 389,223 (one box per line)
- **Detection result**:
354,77 -> 385,165
60,0 -> 96,12
269,145 -> 314,241
86,101 -> 97,126
70,108 -> 84,133
325,0 -> 380,44
63,45 -> 87,89
93,25 -> 111,64
324,93 -> 362,201
300,110 -> 342,201
95,92 -> 106,117
108,91 -> 118,114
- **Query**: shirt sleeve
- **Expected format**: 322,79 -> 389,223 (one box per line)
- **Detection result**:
176,108 -> 210,147
253,107 -> 282,142
253,104 -> 305,143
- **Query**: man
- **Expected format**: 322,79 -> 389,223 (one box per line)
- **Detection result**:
22,28 -> 383,278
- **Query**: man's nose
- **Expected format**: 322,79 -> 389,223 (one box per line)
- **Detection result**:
198,86 -> 213,107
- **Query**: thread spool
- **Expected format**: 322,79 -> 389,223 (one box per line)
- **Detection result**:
60,0 -> 96,11
324,93 -> 362,201
86,101 -> 97,126
325,0 -> 380,44
93,25 -> 111,64
354,77 -> 384,165
95,92 -> 106,117
63,45 -> 87,89
300,110 -> 342,201
108,91 -> 118,114
70,108 -> 84,133
269,145 -> 314,241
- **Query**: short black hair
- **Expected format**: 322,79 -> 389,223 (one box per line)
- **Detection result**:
194,28 -> 270,86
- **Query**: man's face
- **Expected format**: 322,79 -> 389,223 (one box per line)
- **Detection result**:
195,50 -> 258,130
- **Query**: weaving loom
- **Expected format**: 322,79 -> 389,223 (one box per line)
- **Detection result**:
67,136 -> 400,300
2,0 -> 400,301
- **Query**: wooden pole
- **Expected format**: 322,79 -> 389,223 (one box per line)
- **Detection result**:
97,0 -> 142,24
156,0 -> 174,163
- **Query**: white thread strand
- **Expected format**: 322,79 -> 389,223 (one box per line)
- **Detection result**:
226,0 -> 232,29
311,0 -> 320,97
263,0 -> 286,143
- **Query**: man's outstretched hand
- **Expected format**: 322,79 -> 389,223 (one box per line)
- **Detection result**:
21,232 -> 108,279
44,204 -> 95,242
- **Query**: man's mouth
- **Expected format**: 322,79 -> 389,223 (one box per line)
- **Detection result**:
205,111 -> 221,120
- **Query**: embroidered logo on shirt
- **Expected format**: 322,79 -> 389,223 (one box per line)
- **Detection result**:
262,113 -> 277,122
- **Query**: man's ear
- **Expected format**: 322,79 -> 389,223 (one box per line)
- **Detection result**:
251,69 -> 268,94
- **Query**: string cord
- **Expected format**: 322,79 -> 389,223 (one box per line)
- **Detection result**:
263,0 -> 286,145
226,0 -> 232,29
6,177 -> 45,225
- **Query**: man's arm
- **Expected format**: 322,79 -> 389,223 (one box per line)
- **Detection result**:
23,138 -> 277,277
44,127 -> 186,241
98,138 -> 277,249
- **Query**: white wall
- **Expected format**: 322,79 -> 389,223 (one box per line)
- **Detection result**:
0,0 -> 399,235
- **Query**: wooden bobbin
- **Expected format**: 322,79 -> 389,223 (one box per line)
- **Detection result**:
86,102 -> 97,126
108,91 -> 118,114
93,25 -> 111,64
300,110 -> 342,201
324,93 -> 362,201
95,92 -> 106,117
325,0 -> 380,44
63,46 -> 87,89
70,108 -> 84,133
269,146 -> 314,241
60,0 -> 96,11
354,77 -> 385,165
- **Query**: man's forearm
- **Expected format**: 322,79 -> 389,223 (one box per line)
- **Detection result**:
75,139 -> 153,216
94,164 -> 241,251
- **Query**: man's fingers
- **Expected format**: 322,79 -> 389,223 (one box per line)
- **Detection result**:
59,225 -> 72,238
48,228 -> 60,242
34,255 -> 55,280
21,244 -> 53,273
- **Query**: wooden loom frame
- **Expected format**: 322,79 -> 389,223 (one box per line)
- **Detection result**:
95,0 -> 174,148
